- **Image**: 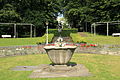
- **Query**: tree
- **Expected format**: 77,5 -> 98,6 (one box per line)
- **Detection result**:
0,0 -> 61,36
61,0 -> 120,32
0,4 -> 21,23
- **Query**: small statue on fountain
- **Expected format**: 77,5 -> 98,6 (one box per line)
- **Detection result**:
58,22 -> 62,37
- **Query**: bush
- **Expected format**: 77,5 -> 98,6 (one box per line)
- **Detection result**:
48,28 -> 77,37
70,33 -> 87,43
36,34 -> 54,44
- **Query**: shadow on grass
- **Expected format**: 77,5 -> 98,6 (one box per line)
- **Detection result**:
50,62 -> 77,67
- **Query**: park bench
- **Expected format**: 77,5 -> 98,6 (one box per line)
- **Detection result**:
112,33 -> 120,37
1,35 -> 11,38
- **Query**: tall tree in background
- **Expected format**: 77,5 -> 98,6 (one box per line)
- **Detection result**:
90,0 -> 120,21
0,0 -> 120,35
61,0 -> 120,32
1,0 -> 61,26
0,4 -> 21,23
0,0 -> 61,36
61,0 -> 94,28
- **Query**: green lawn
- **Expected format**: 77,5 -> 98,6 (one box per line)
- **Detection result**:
0,32 -> 120,46
86,36 -> 120,45
0,34 -> 54,46
0,37 -> 41,46
0,53 -> 120,80
71,32 -> 120,45
85,33 -> 120,45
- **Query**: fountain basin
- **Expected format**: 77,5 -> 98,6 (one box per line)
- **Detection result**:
44,46 -> 77,65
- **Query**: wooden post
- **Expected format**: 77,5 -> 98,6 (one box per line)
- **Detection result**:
91,24 -> 93,34
14,24 -> 16,38
30,24 -> 32,38
34,26 -> 36,37
46,25 -> 48,44
94,23 -> 96,36
107,22 -> 109,36
86,22 -> 87,32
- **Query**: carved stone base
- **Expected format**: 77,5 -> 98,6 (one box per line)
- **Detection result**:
29,64 -> 92,78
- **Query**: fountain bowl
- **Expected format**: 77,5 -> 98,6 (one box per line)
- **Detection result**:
44,46 -> 77,65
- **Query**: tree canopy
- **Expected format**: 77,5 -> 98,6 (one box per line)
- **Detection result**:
0,0 -> 61,37
0,0 -> 61,28
61,0 -> 120,28
0,0 -> 120,36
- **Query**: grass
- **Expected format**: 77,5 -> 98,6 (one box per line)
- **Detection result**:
0,31 -> 120,46
0,53 -> 120,80
0,34 -> 54,46
71,32 -> 120,45
86,36 -> 120,45
84,32 -> 120,45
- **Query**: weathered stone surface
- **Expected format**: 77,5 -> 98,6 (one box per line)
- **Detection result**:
0,45 -> 46,57
29,64 -> 92,78
44,46 -> 76,64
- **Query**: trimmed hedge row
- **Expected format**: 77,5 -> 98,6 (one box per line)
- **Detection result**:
48,28 -> 77,37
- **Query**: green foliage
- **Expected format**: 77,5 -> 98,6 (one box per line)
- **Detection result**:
0,0 -> 61,28
90,0 -> 120,22
0,0 -> 62,37
49,28 -> 77,37
0,4 -> 21,22
0,0 -> 120,36
62,0 -> 120,30
62,0 -> 94,28
36,33 -> 54,44
70,33 -> 87,43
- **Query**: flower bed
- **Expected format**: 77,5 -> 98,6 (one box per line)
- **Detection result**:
46,43 -> 97,48
46,43 -> 76,47
77,43 -> 98,47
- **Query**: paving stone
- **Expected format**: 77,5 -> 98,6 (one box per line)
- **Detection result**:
29,64 -> 92,78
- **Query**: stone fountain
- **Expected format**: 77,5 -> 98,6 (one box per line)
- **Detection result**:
44,37 -> 76,65
29,27 -> 92,78
11,24 -> 91,78
44,24 -> 77,65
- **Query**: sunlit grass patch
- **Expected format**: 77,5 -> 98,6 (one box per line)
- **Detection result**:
0,53 -> 120,80
0,34 -> 54,46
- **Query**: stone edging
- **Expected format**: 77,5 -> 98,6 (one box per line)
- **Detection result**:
0,45 -> 120,57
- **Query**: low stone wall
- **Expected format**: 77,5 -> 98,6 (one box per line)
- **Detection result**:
0,45 -> 120,57
75,47 -> 120,55
0,45 -> 46,57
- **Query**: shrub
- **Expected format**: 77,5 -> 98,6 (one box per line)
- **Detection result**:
36,34 -> 54,44
49,28 -> 77,37
70,33 -> 87,43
